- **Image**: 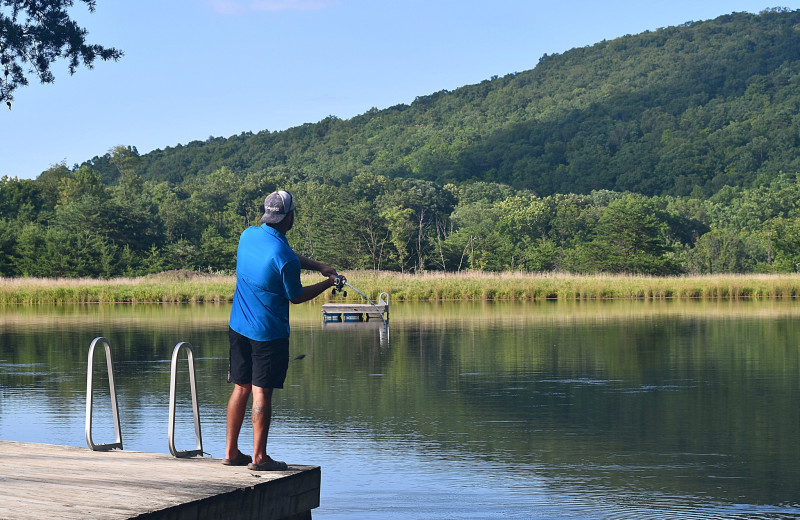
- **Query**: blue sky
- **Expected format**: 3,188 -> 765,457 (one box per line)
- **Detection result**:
1,0 -> 794,179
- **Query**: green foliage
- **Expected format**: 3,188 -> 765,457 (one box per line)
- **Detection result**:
582,195 -> 682,275
689,229 -> 761,274
196,225 -> 236,271
496,194 -> 550,270
0,0 -> 123,107
77,10 -> 800,198
0,218 -> 17,274
14,221 -> 113,277
5,11 -> 800,278
0,175 -> 45,220
761,217 -> 800,272
5,164 -> 800,277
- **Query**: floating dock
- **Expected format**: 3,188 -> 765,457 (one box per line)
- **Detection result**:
321,292 -> 389,323
0,441 -> 320,520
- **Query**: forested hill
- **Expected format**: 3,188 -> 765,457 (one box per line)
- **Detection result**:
7,9 -> 800,278
83,8 -> 800,198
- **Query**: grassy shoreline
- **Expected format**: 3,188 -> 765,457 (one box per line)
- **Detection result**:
2,270 -> 800,304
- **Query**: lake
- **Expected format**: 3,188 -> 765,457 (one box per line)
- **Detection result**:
1,300 -> 799,519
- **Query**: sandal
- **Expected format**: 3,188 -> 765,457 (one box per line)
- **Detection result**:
247,456 -> 288,471
221,451 -> 252,466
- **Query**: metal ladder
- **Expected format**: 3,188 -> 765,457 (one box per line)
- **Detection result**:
168,342 -> 204,458
85,337 -> 123,451
85,338 -> 204,458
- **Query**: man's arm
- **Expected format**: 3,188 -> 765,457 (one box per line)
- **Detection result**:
291,254 -> 343,304
291,277 -> 336,304
296,253 -> 338,277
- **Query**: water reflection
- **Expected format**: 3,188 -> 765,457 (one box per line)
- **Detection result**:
1,300 -> 800,519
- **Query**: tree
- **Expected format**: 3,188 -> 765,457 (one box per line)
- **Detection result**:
446,200 -> 508,271
108,145 -> 142,198
496,195 -> 550,270
377,179 -> 455,272
755,217 -> 800,272
585,194 -> 682,275
0,0 -> 122,108
347,200 -> 389,270
380,205 -> 415,271
689,228 -> 759,274
149,182 -> 201,243
56,165 -> 107,204
0,217 -> 17,274
197,225 -> 236,271
285,181 -> 339,263
0,175 -> 44,219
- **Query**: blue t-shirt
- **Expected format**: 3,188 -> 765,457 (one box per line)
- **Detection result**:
229,225 -> 303,341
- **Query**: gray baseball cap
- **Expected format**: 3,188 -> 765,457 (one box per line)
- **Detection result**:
259,190 -> 295,224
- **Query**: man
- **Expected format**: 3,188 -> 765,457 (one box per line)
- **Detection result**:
223,190 -> 341,471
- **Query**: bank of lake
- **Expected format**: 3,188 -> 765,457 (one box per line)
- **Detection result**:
2,271 -> 800,304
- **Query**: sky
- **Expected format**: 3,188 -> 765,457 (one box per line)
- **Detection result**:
1,0 -> 797,180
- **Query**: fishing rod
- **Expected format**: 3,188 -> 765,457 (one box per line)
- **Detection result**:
331,275 -> 388,328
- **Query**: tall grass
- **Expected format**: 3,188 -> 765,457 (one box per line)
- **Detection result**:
2,270 -> 800,304
0,271 -> 235,304
337,271 -> 800,301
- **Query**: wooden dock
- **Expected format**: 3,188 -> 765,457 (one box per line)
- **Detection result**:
321,303 -> 387,320
321,293 -> 389,324
0,441 -> 320,520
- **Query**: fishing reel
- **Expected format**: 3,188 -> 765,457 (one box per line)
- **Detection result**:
331,275 -> 347,297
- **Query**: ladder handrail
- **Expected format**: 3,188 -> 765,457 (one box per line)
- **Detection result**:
168,342 -> 204,458
378,292 -> 390,322
85,337 -> 123,451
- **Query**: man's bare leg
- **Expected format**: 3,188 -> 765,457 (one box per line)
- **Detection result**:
225,383 -> 252,460
251,385 -> 273,464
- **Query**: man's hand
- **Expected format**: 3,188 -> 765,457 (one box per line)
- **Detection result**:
320,264 -> 339,278
292,273 -> 344,304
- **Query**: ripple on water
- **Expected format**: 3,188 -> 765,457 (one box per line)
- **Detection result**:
0,362 -> 51,377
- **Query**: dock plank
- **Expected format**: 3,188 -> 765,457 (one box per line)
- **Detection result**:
0,441 -> 319,520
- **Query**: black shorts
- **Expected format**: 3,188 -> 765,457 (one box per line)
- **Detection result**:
228,327 -> 290,388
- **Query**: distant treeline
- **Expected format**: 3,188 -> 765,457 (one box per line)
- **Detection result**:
4,9 -> 800,278
2,165 -> 800,277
